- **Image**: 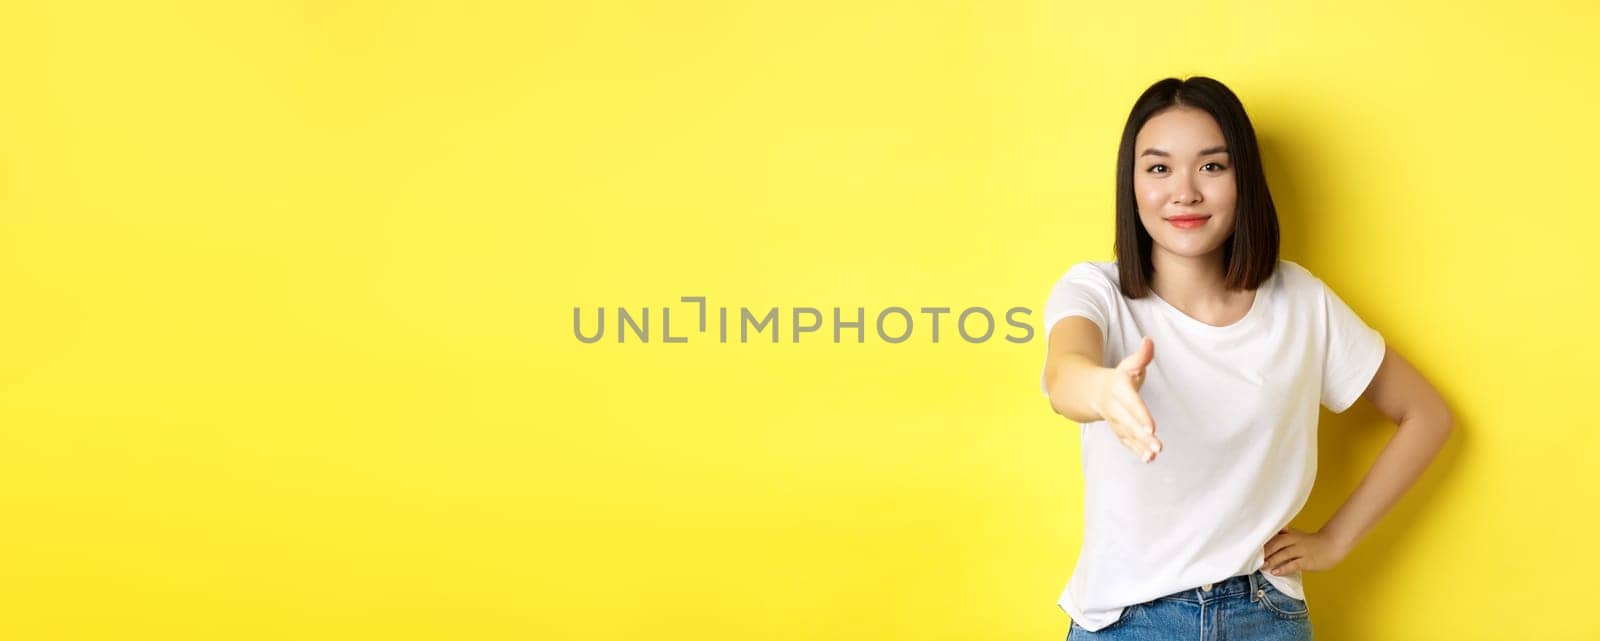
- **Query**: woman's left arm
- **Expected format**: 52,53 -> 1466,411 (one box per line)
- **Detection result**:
1264,346 -> 1454,575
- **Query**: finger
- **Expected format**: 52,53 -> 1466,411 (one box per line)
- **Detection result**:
1111,422 -> 1148,452
1132,336 -> 1154,371
1264,533 -> 1293,558
1112,424 -> 1157,462
1264,543 -> 1298,570
1110,396 -> 1161,453
1114,387 -> 1155,433
1110,404 -> 1160,455
1113,431 -> 1147,461
1107,379 -> 1151,426
1118,336 -> 1154,373
1103,395 -> 1145,433
1266,528 -> 1302,556
1114,338 -> 1141,369
1266,559 -> 1300,575
1117,435 -> 1147,461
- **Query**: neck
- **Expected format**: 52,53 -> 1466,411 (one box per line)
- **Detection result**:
1148,245 -> 1230,305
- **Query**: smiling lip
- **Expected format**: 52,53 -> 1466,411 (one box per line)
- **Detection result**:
1167,214 -> 1209,229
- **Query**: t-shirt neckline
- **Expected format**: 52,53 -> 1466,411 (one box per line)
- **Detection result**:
1146,270 -> 1273,334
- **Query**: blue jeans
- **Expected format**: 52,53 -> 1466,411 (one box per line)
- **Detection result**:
1067,570 -> 1312,640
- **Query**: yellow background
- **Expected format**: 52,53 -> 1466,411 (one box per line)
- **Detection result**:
1,1 -> 1594,639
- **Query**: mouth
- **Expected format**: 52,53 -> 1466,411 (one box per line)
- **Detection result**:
1167,214 -> 1210,229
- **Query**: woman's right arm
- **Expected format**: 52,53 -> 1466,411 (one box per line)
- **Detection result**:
1043,316 -> 1165,462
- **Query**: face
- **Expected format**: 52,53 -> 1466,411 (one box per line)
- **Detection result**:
1132,107 -> 1238,262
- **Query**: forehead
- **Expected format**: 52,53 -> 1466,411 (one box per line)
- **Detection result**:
1135,107 -> 1225,150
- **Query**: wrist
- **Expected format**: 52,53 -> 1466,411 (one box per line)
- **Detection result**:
1317,526 -> 1358,557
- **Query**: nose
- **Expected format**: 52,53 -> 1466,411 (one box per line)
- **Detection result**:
1172,175 -> 1203,205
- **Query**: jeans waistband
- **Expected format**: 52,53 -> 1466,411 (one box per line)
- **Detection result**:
1156,570 -> 1266,603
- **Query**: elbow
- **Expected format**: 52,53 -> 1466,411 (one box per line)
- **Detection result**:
1395,397 -> 1453,442
1434,393 -> 1455,431
1427,400 -> 1455,442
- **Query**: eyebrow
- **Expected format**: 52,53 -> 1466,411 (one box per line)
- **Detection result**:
1139,145 -> 1230,158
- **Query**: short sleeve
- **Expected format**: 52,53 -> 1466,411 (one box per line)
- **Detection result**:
1319,279 -> 1386,413
1039,262 -> 1116,396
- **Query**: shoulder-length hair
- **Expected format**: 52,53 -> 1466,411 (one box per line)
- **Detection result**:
1113,76 -> 1280,298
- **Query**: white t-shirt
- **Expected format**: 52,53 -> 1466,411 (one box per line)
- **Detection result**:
1037,259 -> 1385,632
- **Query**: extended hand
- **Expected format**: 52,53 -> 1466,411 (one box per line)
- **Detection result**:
1092,336 -> 1162,463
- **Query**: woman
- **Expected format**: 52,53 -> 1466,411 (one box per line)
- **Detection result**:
1039,76 -> 1453,639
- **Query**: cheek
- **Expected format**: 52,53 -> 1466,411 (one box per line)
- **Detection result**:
1206,180 -> 1238,206
1133,181 -> 1163,210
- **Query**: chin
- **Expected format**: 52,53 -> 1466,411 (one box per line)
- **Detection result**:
1153,239 -> 1227,258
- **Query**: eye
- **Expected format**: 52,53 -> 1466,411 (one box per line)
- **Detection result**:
1147,164 -> 1168,174
1203,162 -> 1227,171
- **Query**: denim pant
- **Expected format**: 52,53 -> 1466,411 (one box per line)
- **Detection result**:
1067,570 -> 1312,640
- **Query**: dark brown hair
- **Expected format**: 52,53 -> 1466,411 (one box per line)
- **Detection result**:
1114,76 -> 1280,298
